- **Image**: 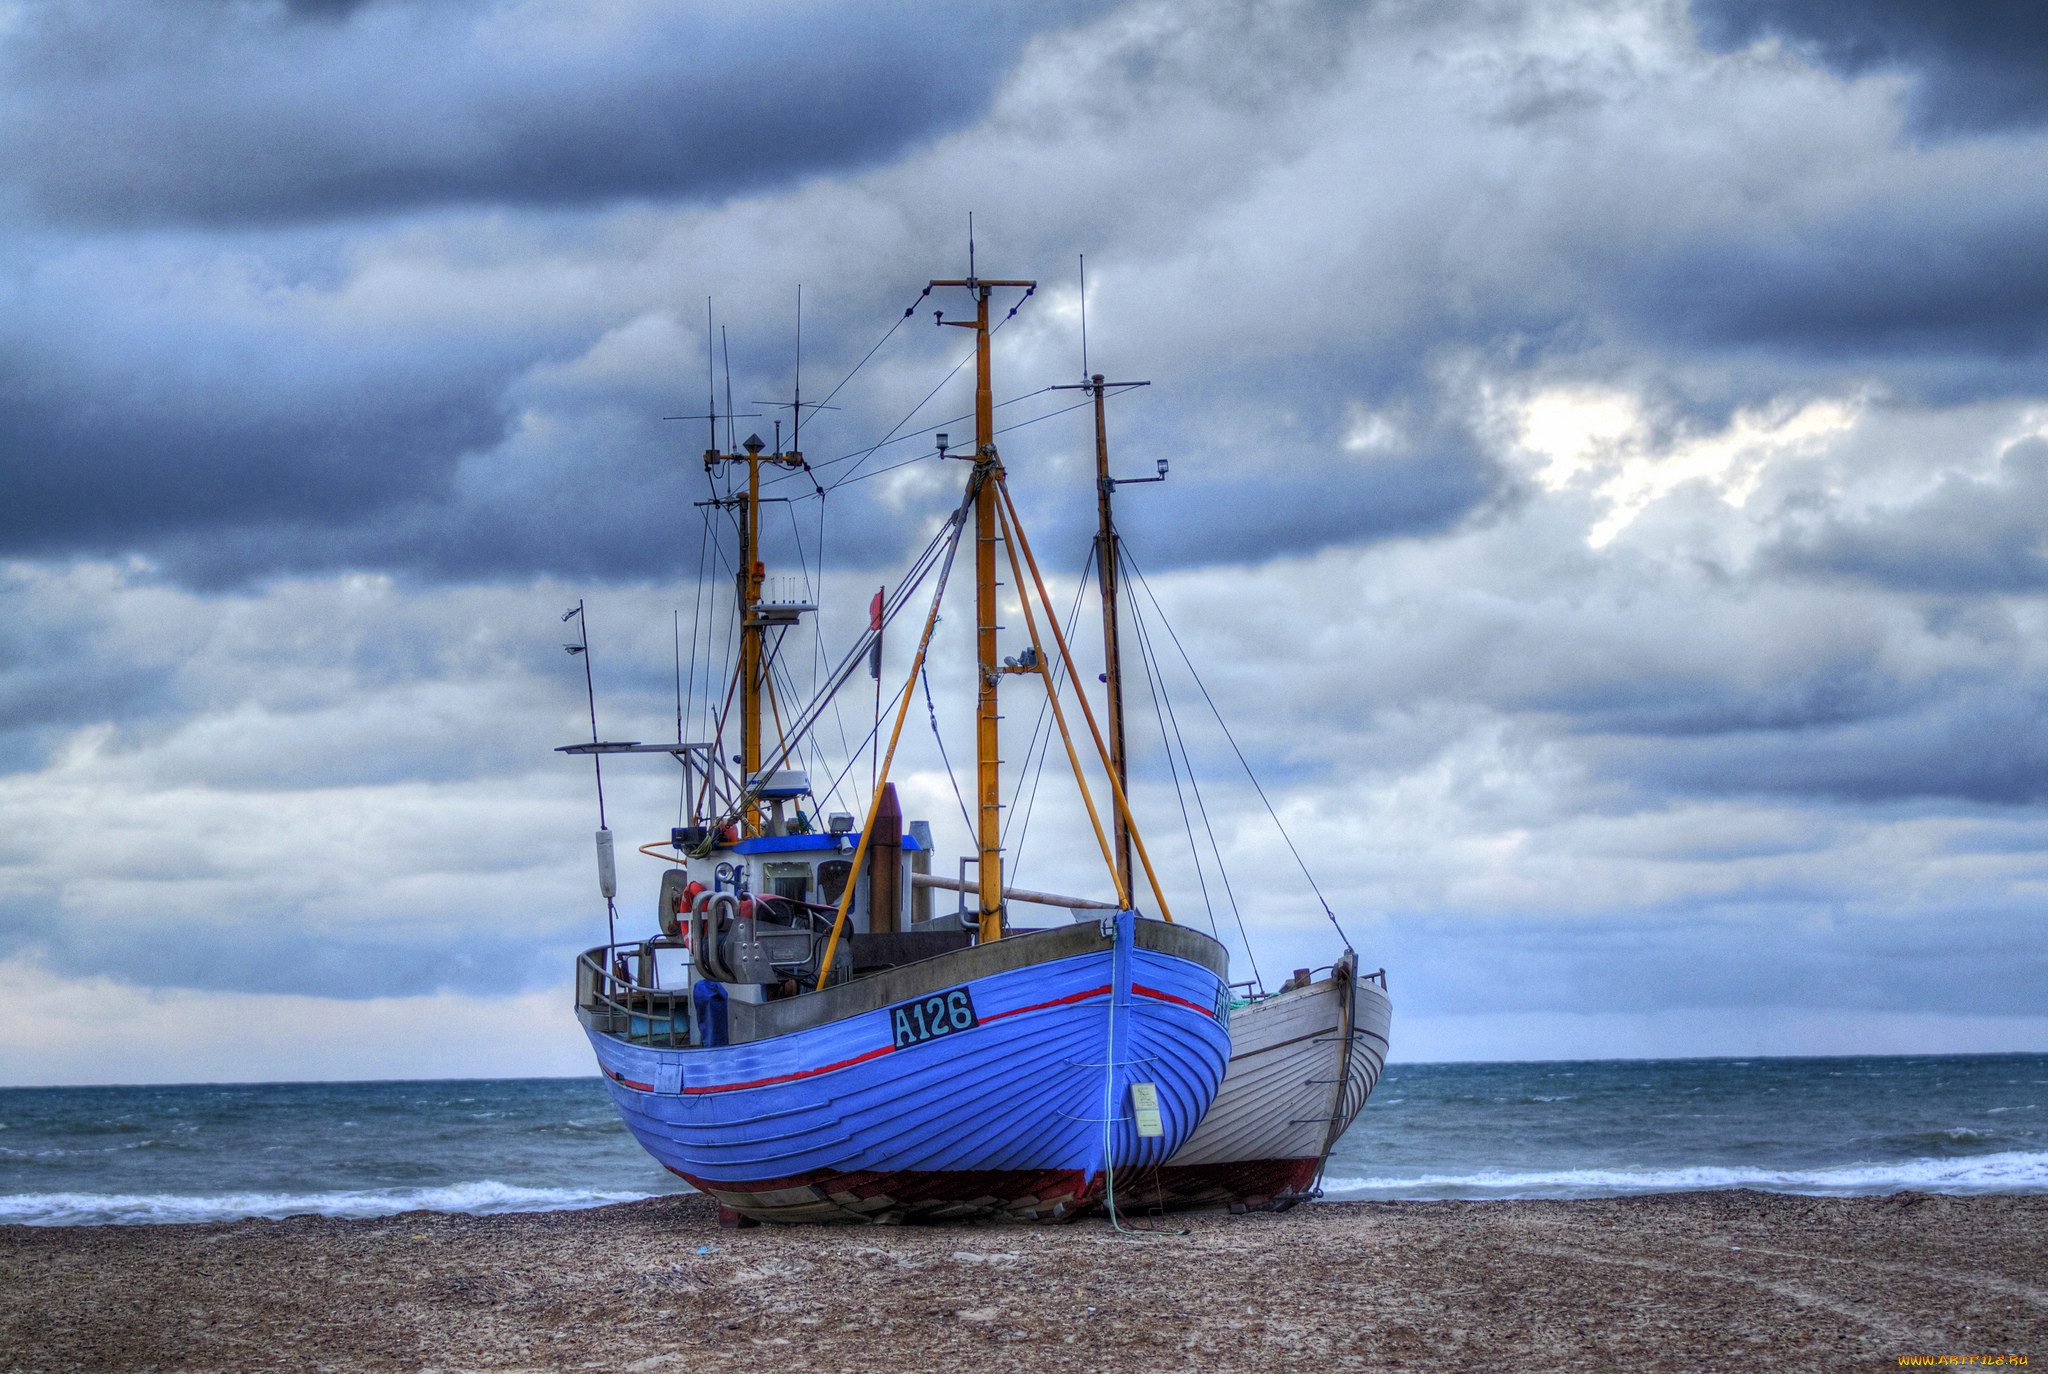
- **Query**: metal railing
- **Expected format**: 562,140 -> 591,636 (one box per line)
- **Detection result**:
576,942 -> 693,1048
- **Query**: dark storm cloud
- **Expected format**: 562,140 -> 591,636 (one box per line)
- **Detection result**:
110,329 -> 976,586
999,378 -> 1505,575
1379,903 -> 2047,1017
6,0 -> 2048,588
1768,435 -> 2048,592
1584,681 -> 2048,807
1694,0 -> 2048,135
1623,203 -> 2048,365
0,636 -> 170,774
0,0 -> 1107,227
0,341 -> 509,572
0,881 -> 573,998
1132,447 -> 1494,570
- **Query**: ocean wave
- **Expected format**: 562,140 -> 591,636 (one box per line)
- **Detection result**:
1319,1150 -> 2048,1200
0,1180 -> 675,1227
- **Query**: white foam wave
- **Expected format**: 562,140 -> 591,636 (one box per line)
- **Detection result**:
0,1179 -> 669,1227
1319,1150 -> 2048,1200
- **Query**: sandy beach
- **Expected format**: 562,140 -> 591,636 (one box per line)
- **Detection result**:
1,1190 -> 2040,1372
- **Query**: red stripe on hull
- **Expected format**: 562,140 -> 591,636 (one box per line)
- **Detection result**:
1132,982 -> 1214,1017
979,984 -> 1113,1024
628,986 -> 1119,1099
684,1042 -> 896,1095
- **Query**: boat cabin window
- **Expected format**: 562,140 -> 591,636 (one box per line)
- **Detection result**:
762,861 -> 813,902
817,859 -> 853,906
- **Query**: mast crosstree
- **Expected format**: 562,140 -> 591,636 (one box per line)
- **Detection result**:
701,431 -> 809,837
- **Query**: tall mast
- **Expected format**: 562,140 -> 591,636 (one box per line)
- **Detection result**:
1091,375 -> 1132,897
1050,360 -> 1155,901
973,285 -> 999,943
703,435 -> 799,836
741,437 -> 764,825
932,270 -> 1034,942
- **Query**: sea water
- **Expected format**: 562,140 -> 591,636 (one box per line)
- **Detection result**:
1322,1053 -> 2048,1200
0,1079 -> 671,1226
1,1054 -> 2041,1226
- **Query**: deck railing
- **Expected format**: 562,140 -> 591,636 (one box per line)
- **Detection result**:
576,942 -> 693,1048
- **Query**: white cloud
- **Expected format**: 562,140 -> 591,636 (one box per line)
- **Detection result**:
1510,385 -> 1864,546
0,956 -> 588,1085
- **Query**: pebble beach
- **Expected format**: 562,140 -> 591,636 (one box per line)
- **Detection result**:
2,1189 -> 2040,1372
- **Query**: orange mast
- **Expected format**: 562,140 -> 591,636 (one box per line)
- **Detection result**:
931,270 -> 1034,943
704,431 -> 804,836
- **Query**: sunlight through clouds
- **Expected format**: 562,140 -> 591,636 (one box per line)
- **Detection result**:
1513,386 -> 1865,546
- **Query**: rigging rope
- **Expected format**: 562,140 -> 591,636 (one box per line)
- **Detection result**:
1005,545 -> 1095,871
700,481 -> 975,840
1120,547 -> 1355,950
792,293 -> 1034,493
1123,547 -> 1259,986
819,348 -> 978,492
825,392 -> 1101,493
921,663 -> 977,843
808,285 -> 929,414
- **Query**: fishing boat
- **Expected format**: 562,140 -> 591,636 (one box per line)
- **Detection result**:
1059,363 -> 1393,1214
1153,952 -> 1391,1210
562,270 -> 1233,1226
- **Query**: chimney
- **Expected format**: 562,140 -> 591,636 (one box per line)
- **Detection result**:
867,783 -> 903,935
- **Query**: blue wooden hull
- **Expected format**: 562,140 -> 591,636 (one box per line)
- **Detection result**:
582,913 -> 1231,1223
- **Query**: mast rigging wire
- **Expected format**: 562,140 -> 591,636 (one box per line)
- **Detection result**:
1004,547 -> 1095,874
806,677 -> 908,824
699,485 -> 976,839
787,292 -> 1035,494
825,394 -> 1100,492
1123,545 -> 1257,983
1120,547 -> 1355,950
804,285 -> 931,420
921,662 -> 977,843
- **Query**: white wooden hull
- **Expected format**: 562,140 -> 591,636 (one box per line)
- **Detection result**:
1139,956 -> 1391,1211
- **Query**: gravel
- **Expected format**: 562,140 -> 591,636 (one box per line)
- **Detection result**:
2,1189 -> 2041,1371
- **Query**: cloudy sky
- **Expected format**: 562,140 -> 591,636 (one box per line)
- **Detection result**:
3,0 -> 2046,1084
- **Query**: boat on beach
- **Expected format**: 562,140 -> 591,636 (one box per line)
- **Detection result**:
562,270 -> 1233,1225
1150,952 -> 1391,1210
1061,363 -> 1393,1213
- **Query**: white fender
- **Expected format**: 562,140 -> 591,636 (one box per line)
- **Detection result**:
595,828 -> 617,901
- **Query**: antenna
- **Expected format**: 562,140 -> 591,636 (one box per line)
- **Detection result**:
968,211 -> 975,283
661,301 -> 740,443
674,608 -> 683,745
1079,254 -> 1088,382
751,291 -> 837,452
562,600 -> 616,948
722,326 -> 735,456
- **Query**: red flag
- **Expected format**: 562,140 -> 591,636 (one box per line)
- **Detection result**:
868,586 -> 885,680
